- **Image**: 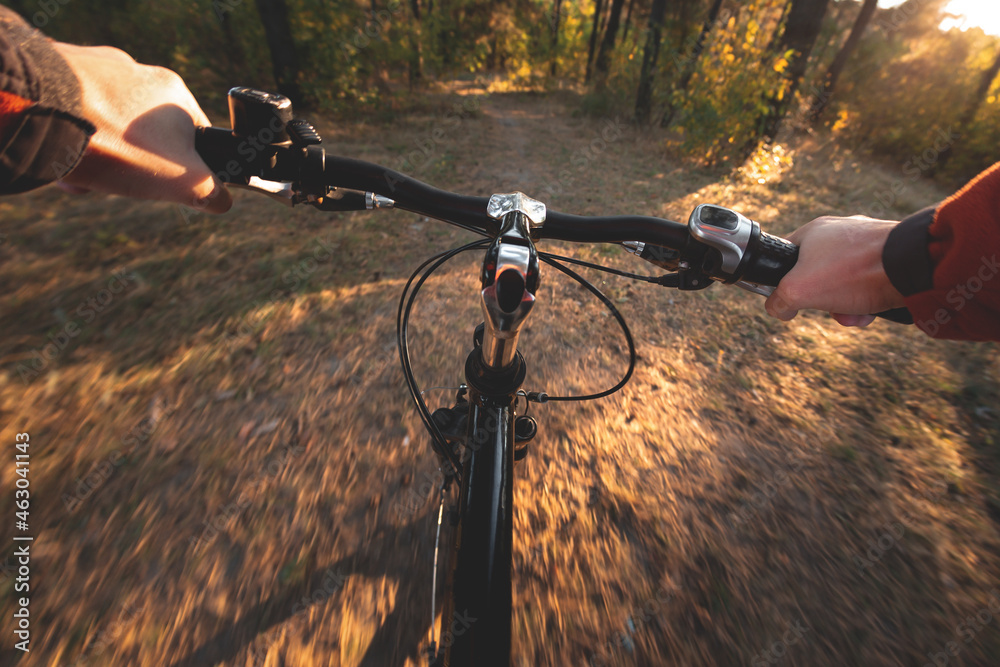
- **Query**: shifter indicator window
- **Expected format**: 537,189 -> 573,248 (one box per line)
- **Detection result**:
699,205 -> 739,231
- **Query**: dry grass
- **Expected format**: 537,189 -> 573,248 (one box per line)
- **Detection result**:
1,88 -> 999,667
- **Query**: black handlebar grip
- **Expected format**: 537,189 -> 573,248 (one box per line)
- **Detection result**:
741,230 -> 799,286
741,229 -> 913,326
195,127 -> 232,176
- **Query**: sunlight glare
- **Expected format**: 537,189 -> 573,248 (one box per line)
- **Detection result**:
940,1 -> 1000,37
878,0 -> 1000,37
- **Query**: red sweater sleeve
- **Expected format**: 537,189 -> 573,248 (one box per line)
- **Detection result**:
903,162 -> 1000,341
0,6 -> 94,193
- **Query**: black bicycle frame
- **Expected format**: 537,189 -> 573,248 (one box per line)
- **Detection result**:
445,389 -> 516,662
436,201 -> 541,666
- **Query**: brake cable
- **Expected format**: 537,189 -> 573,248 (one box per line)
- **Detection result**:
399,242 -> 640,446
538,250 -> 664,284
398,239 -> 492,480
533,255 -> 637,402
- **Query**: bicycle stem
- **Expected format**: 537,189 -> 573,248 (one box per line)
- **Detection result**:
478,194 -> 544,371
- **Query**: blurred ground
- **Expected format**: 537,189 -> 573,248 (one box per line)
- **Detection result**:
1,87 -> 999,667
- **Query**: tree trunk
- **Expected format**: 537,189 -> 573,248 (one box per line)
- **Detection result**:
408,0 -> 424,86
936,47 -> 1000,172
756,0 -> 831,146
216,6 -> 250,85
661,0 -> 724,127
585,0 -> 605,84
635,0 -> 668,123
957,48 -> 1000,132
593,0 -> 626,81
253,0 -> 302,106
550,0 -> 562,76
676,0 -> 692,56
809,0 -> 877,124
622,0 -> 636,42
766,0 -> 794,54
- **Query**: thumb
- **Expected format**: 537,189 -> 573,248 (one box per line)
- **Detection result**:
765,289 -> 798,321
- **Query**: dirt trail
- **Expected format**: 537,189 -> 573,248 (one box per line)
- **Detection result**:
1,88 -> 999,667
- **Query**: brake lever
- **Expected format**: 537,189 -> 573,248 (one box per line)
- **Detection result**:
229,177 -> 295,206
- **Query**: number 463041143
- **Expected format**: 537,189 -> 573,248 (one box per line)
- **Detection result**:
15,433 -> 29,529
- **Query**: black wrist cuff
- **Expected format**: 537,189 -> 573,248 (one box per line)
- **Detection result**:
882,206 -> 935,297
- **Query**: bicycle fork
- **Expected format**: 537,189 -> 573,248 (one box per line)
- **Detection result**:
437,194 -> 543,666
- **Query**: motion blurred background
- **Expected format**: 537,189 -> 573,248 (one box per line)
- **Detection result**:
8,0 -> 1000,183
1,1 -> 999,666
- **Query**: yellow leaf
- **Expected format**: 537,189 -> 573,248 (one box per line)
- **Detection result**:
773,57 -> 788,74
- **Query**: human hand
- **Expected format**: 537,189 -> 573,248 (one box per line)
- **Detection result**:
764,216 -> 906,328
52,43 -> 232,213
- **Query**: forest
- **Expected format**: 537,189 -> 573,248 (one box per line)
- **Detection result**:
8,0 -> 1000,186
4,2 -> 1000,667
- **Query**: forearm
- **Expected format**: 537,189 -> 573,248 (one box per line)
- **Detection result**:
0,6 -> 94,193
885,163 -> 1000,341
0,7 -> 230,211
765,216 -> 906,325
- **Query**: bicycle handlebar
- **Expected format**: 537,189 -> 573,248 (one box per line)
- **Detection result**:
194,87 -> 913,325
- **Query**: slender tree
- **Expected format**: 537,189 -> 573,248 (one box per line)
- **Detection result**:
661,0 -> 725,127
765,0 -> 794,54
253,0 -> 302,106
753,0 -> 831,147
622,0 -> 636,42
585,0 -> 606,83
216,4 -> 250,86
809,0 -> 878,124
550,0 -> 563,76
955,48 -> 1000,133
408,0 -> 424,85
635,0 -> 668,123
936,47 -> 1000,172
593,0 -> 627,81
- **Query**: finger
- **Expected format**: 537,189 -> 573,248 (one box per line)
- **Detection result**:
765,291 -> 798,321
784,227 -> 805,245
189,176 -> 233,214
184,101 -> 212,129
831,313 -> 877,328
94,46 -> 136,63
